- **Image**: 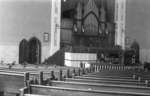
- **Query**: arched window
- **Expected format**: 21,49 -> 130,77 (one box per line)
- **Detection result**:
130,40 -> 140,63
28,37 -> 41,64
19,39 -> 28,64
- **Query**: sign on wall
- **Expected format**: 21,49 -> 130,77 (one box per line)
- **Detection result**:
43,32 -> 49,42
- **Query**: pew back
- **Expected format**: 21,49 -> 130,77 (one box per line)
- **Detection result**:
0,72 -> 29,96
21,85 -> 150,96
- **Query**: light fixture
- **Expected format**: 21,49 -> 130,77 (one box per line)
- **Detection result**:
82,25 -> 85,33
99,27 -> 102,34
64,0 -> 67,2
73,24 -> 78,32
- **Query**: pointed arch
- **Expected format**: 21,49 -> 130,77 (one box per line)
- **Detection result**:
130,40 -> 140,63
28,37 -> 41,64
19,39 -> 28,64
83,11 -> 99,36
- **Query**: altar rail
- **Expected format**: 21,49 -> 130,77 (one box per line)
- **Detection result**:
84,64 -> 144,71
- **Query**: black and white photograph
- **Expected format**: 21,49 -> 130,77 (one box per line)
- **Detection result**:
0,0 -> 149,96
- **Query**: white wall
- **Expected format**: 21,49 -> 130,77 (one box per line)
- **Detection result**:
0,45 -> 18,63
126,0 -> 150,63
140,49 -> 150,64
0,0 -> 52,63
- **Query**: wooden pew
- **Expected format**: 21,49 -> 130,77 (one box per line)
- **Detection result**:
11,67 -> 144,86
65,78 -> 146,86
0,67 -> 83,80
82,74 -> 133,79
91,64 -> 143,71
133,71 -> 150,80
85,70 -> 150,81
0,69 -> 45,85
88,70 -> 136,76
82,70 -> 139,80
26,68 -> 87,85
74,76 -> 139,82
0,67 -> 82,84
24,94 -> 49,96
0,71 -> 29,96
81,70 -> 150,83
25,68 -> 144,86
0,66 -> 90,96
20,84 -> 150,96
49,80 -> 150,94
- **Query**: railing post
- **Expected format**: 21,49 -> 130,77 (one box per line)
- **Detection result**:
78,68 -> 81,76
94,64 -> 96,72
39,71 -> 43,85
80,68 -> 84,75
87,67 -> 90,73
96,65 -> 99,72
58,69 -> 63,81
100,65 -> 102,70
85,68 -> 88,74
72,68 -> 76,78
24,72 -> 29,86
82,68 -> 85,74
50,71 -> 55,80
89,65 -> 92,73
92,64 -> 95,72
66,69 -> 70,78
90,64 -> 93,72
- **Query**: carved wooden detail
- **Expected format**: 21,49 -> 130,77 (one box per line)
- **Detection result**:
71,0 -> 115,48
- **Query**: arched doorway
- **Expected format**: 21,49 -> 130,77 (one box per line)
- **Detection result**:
28,37 -> 41,64
19,39 -> 28,64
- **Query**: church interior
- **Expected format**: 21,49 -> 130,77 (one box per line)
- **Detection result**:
0,0 -> 146,66
0,0 -> 150,96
